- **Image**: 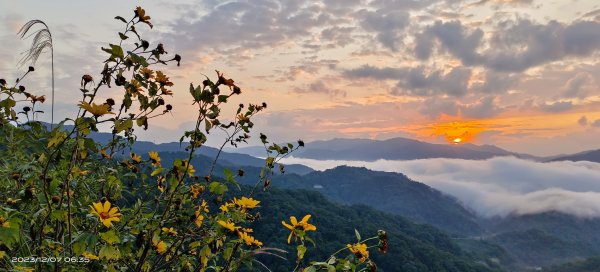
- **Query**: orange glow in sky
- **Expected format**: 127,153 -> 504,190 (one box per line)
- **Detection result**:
429,121 -> 487,144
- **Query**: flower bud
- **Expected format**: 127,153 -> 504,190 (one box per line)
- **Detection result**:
157,43 -> 166,54
141,40 -> 150,50
173,54 -> 181,66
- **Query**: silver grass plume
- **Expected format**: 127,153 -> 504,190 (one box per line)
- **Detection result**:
17,20 -> 55,128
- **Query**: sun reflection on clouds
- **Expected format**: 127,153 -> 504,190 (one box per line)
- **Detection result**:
404,111 -> 600,146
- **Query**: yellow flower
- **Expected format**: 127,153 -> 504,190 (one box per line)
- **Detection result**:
148,151 -> 161,167
89,201 -> 122,228
194,213 -> 204,227
127,79 -> 144,97
0,216 -> 10,228
135,6 -> 153,28
162,227 -> 178,236
139,67 -> 154,79
347,243 -> 369,262
31,94 -> 46,103
237,113 -> 250,122
79,102 -> 113,118
199,200 -> 209,213
0,250 -> 5,259
233,197 -> 260,211
190,184 -> 204,199
282,214 -> 317,244
181,160 -> 195,177
238,231 -> 262,247
81,252 -> 99,260
153,240 -> 167,254
155,71 -> 173,87
130,152 -> 142,164
217,220 -> 236,232
100,148 -> 112,159
161,88 -> 173,96
157,176 -> 166,193
220,202 -> 234,213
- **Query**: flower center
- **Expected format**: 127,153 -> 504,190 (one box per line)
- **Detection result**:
99,211 -> 110,219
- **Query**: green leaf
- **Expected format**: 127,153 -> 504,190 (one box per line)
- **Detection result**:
224,168 -> 234,183
115,119 -> 133,133
265,157 -> 275,168
72,233 -> 98,255
47,131 -> 67,148
218,95 -> 228,103
51,209 -> 67,222
208,182 -> 228,195
151,168 -> 164,177
136,116 -> 148,128
118,32 -> 129,40
115,16 -> 127,23
355,229 -> 361,242
109,44 -> 125,59
130,53 -> 149,67
99,229 -> 121,244
297,244 -> 307,260
0,217 -> 21,249
99,245 -> 121,260
304,266 -> 317,272
49,178 -> 59,194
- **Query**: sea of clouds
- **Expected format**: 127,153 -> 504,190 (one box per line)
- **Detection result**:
279,156 -> 600,218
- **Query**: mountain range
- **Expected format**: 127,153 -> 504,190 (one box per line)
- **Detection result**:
76,128 -> 600,271
232,137 -> 542,161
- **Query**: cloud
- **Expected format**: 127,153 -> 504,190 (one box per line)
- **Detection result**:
165,0 -> 338,55
396,67 -> 472,97
345,65 -> 472,97
414,20 -> 484,65
460,96 -> 502,118
472,71 -> 519,94
293,80 -> 347,97
561,72 -> 595,98
485,20 -> 600,72
592,119 -> 600,127
357,8 -> 410,50
578,115 -> 588,126
539,101 -> 573,112
469,0 -> 534,7
414,19 -> 600,72
418,97 -> 459,118
279,156 -> 600,218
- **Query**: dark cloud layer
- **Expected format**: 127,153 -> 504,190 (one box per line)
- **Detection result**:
415,19 -> 600,72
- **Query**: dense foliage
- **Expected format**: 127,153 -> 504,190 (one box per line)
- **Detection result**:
0,7 -> 386,272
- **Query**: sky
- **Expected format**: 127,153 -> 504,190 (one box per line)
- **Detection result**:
2,0 -> 600,156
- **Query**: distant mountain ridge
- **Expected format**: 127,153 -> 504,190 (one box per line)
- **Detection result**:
232,137 -> 540,161
547,149 -> 600,163
68,126 -> 315,175
271,166 -> 483,236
